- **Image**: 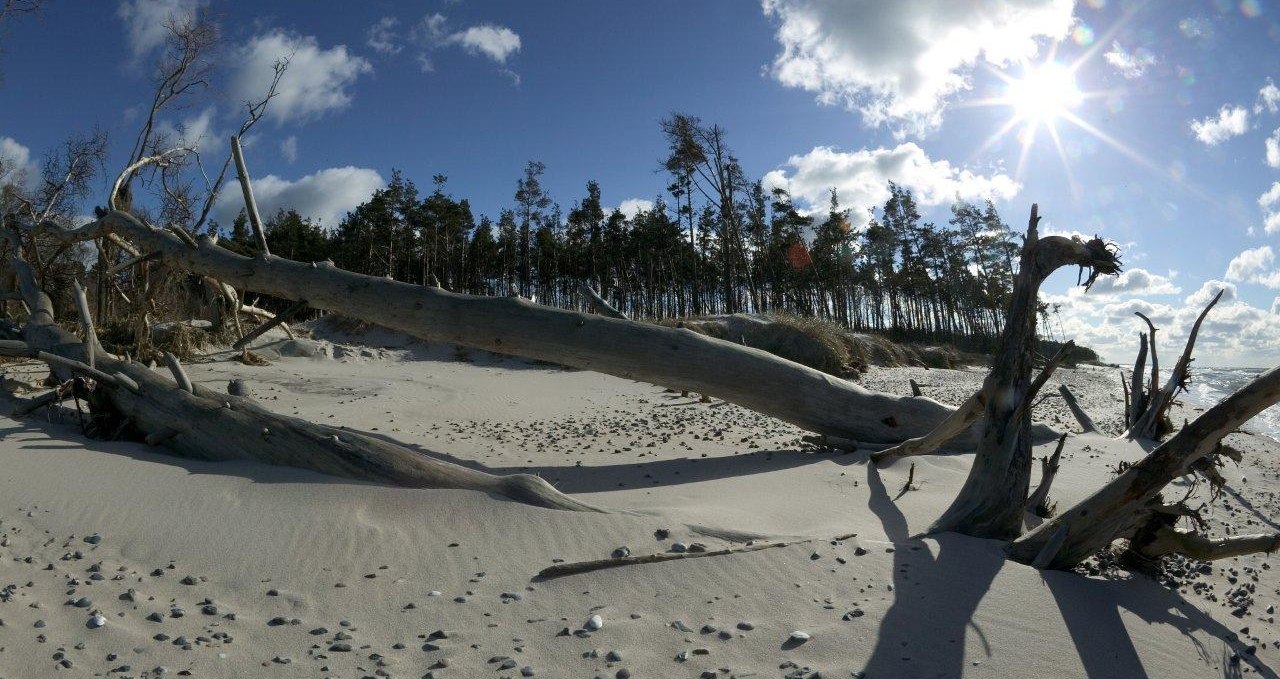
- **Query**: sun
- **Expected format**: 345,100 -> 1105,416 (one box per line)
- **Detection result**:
1003,61 -> 1083,127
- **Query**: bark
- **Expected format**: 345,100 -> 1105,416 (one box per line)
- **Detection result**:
1009,363 -> 1280,568
578,283 -> 627,320
1135,526 -> 1280,561
1128,333 -> 1148,427
39,210 -> 988,446
4,231 -> 598,512
929,207 -> 1121,539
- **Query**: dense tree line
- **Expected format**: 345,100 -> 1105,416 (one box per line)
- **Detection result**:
212,115 -> 1023,345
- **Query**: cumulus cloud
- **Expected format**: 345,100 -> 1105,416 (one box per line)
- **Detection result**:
1084,267 -> 1180,296
761,0 -> 1075,132
230,30 -> 372,125
1261,181 -> 1280,235
213,166 -> 384,228
763,143 -> 1019,220
1190,105 -> 1250,145
117,0 -> 205,57
366,16 -> 402,55
1258,78 -> 1280,115
280,135 -> 298,163
1226,245 -> 1279,288
0,136 -> 36,190
1103,41 -> 1157,79
1266,128 -> 1280,168
449,25 -> 521,63
1185,280 -> 1236,307
616,199 -> 654,219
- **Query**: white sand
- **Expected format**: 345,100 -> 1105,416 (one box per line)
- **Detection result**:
1,330 -> 1277,678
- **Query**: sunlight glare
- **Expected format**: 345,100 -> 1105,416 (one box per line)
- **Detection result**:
1004,62 -> 1083,125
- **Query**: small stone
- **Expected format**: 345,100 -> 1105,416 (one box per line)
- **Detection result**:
789,630 -> 811,643
84,533 -> 102,545
180,576 -> 198,586
146,612 -> 164,623
606,650 -> 623,662
654,528 -> 670,540
737,621 -> 754,631
328,642 -> 352,652
272,656 -> 292,664
268,616 -> 288,626
670,543 -> 688,553
88,613 -> 106,629
586,614 -> 604,631
521,666 -> 536,677
611,547 -> 631,559
73,596 -> 92,608
34,619 -> 46,628
842,608 -> 865,621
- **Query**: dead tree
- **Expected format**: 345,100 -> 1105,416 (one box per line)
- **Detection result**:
0,230 -> 597,512
1009,363 -> 1280,568
928,207 -> 1121,539
1124,290 -> 1224,440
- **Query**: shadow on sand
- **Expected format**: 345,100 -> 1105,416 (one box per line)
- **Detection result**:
860,463 -> 1276,679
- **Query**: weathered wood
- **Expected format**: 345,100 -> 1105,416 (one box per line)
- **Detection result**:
233,298 -> 307,350
1136,526 -> 1280,561
108,250 -> 162,275
38,210 -> 998,447
577,283 -> 626,320
231,135 -> 269,256
909,378 -> 922,397
72,279 -> 96,369
1026,433 -> 1067,516
1120,370 -> 1131,428
930,206 -> 1121,539
1057,385 -> 1097,434
1128,333 -> 1148,427
1134,311 -> 1159,395
536,532 -> 859,579
6,228 -> 597,512
1010,363 -> 1280,568
1126,290 -> 1223,440
163,351 -> 193,393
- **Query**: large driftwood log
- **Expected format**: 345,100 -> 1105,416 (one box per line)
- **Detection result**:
1009,364 -> 1280,568
929,207 -> 1121,539
39,210 -> 999,447
3,231 -> 598,512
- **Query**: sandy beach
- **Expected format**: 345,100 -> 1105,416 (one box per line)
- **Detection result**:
1,326 -> 1278,679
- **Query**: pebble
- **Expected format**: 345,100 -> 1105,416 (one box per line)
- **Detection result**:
84,533 -> 102,545
612,546 -> 631,559
88,613 -> 106,629
586,614 -> 604,630
789,630 -> 811,643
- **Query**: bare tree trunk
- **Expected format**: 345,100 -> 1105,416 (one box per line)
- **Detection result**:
3,231 -> 597,512
929,207 -> 1121,539
1125,290 -> 1224,440
38,210 -> 995,447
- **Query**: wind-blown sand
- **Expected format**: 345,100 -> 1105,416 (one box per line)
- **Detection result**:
1,327 -> 1278,678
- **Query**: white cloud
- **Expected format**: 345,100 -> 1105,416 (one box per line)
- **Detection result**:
449,25 -> 521,64
1261,181 -> 1280,235
0,136 -> 36,190
1085,267 -> 1180,296
1272,297 -> 1280,315
616,199 -> 654,219
213,166 -> 384,228
1185,280 -> 1236,307
156,106 -> 220,155
117,0 -> 205,57
1178,16 -> 1212,39
1266,128 -> 1280,168
761,0 -> 1075,132
1103,41 -> 1156,79
1226,245 -> 1280,288
366,16 -> 402,55
763,143 -> 1020,220
1190,105 -> 1250,145
1258,78 -> 1280,115
280,135 -> 298,163
230,30 -> 373,125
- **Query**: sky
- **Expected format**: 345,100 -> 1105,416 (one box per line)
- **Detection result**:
1,0 -> 1280,366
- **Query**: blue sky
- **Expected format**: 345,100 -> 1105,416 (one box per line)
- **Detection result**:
2,0 -> 1280,365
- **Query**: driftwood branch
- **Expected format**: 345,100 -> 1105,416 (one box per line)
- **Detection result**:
1136,526 -> 1280,561
1126,289 -> 1223,440
1057,385 -> 1097,434
577,283 -> 626,320
1026,433 -> 1067,516
232,298 -> 307,350
72,279 -> 97,369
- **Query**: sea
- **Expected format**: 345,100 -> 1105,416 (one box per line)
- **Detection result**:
1183,367 -> 1280,442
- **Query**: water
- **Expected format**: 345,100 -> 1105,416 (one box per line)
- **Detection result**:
1182,367 -> 1280,441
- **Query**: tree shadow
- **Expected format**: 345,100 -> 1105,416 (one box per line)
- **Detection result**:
1044,569 -> 1277,679
860,463 -> 1005,677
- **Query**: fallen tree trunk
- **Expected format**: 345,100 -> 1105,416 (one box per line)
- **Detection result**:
3,231 -> 598,512
1009,363 -> 1280,568
39,210 -> 1002,446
